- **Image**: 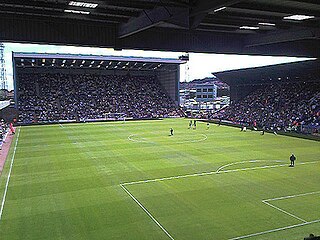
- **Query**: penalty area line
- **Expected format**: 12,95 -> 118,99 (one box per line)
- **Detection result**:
263,190 -> 320,202
262,200 -> 307,223
122,161 -> 318,186
0,127 -> 21,221
120,184 -> 175,240
229,219 -> 320,240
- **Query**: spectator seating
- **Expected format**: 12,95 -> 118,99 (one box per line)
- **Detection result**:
18,73 -> 183,123
212,82 -> 320,132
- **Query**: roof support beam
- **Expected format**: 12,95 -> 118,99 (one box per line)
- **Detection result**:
118,6 -> 188,38
245,28 -> 320,47
250,0 -> 320,13
189,0 -> 242,29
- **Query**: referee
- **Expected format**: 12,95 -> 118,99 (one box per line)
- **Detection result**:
290,153 -> 296,167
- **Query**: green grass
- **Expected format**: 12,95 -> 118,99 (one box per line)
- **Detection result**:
0,118 -> 319,240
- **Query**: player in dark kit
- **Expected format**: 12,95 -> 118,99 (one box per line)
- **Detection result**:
290,153 -> 296,167
170,128 -> 174,136
193,120 -> 197,129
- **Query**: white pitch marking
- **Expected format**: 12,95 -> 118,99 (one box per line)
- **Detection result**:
121,160 -> 319,239
229,219 -> 320,240
175,134 -> 207,143
128,134 -> 147,143
262,200 -> 307,223
122,161 -> 318,186
263,190 -> 320,202
216,160 -> 286,173
120,184 -> 175,240
128,134 -> 207,144
0,127 -> 21,221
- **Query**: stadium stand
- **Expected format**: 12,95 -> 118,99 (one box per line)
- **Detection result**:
0,120 -> 9,148
17,73 -> 183,123
211,82 -> 320,134
0,101 -> 12,147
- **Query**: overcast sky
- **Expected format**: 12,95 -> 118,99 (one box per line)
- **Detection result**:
2,42 -> 314,90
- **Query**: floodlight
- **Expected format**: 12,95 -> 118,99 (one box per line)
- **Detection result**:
283,15 -> 315,21
258,22 -> 276,26
239,26 -> 259,30
213,7 -> 226,13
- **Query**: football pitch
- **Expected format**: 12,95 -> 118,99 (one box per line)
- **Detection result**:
0,118 -> 319,240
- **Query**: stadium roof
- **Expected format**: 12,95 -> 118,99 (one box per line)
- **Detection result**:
0,100 -> 10,110
1,0 -> 320,57
13,52 -> 186,71
213,59 -> 320,86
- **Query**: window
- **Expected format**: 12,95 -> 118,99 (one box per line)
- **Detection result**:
196,89 -> 201,92
208,88 -> 213,92
208,95 -> 213,98
203,95 -> 207,98
197,95 -> 202,98
203,89 -> 207,92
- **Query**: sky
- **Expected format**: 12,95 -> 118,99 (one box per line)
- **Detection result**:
2,42 -> 314,90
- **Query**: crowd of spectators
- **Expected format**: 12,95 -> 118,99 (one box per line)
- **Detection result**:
212,82 -> 320,133
18,73 -> 183,123
16,72 -> 320,134
0,120 -> 9,148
